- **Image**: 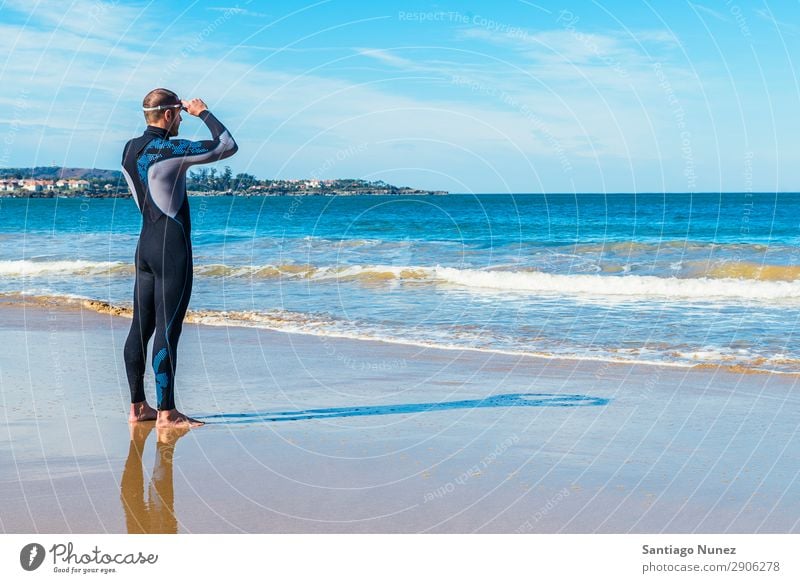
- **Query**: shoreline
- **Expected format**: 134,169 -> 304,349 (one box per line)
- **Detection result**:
2,292 -> 796,377
0,190 -> 449,198
1,300 -> 798,533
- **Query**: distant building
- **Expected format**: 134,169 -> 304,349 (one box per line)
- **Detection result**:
22,180 -> 41,192
68,179 -> 90,189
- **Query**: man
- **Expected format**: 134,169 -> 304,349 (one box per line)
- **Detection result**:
121,88 -> 238,427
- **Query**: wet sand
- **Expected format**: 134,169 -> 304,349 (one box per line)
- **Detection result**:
1,299 -> 798,533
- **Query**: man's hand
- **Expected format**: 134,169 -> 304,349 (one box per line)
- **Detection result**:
181,98 -> 208,117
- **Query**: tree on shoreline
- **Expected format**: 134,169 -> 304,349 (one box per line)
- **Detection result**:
2,166 -> 446,196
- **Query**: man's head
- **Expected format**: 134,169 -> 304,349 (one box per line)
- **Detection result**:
142,88 -> 183,137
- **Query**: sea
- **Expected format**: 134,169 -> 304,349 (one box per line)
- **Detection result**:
1,192 -> 799,373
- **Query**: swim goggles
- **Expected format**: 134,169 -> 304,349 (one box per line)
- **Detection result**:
142,102 -> 185,112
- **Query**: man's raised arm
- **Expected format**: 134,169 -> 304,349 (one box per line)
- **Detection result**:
176,98 -> 238,166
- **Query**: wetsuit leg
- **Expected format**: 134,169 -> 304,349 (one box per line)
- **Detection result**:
123,246 -> 156,404
148,216 -> 193,411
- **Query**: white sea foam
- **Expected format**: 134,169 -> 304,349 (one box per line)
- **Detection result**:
186,308 -> 696,369
0,259 -> 131,276
431,266 -> 800,300
195,262 -> 800,300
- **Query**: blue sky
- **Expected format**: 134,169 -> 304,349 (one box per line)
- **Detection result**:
0,0 -> 798,192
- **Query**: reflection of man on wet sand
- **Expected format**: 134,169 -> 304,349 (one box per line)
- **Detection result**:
120,424 -> 188,534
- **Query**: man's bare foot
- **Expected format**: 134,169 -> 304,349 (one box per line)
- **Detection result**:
156,409 -> 205,429
129,401 -> 158,423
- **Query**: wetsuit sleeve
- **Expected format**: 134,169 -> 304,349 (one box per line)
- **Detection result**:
171,110 -> 238,167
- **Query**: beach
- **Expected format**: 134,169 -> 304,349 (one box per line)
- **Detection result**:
2,297 -> 797,534
5,5 -> 800,579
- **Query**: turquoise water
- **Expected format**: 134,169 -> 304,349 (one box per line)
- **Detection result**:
2,193 -> 799,372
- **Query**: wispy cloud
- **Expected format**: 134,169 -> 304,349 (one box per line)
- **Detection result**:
689,3 -> 728,23
356,48 -> 424,70
2,0 -> 157,45
630,30 -> 682,47
208,6 -> 271,19
755,7 -> 800,35
236,45 -> 344,52
457,25 -> 694,97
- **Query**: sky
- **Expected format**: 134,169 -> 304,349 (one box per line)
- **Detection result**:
0,0 -> 799,193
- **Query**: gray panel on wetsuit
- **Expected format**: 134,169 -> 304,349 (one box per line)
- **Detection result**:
146,132 -> 234,218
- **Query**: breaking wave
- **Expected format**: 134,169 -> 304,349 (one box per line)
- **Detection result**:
3,259 -> 800,300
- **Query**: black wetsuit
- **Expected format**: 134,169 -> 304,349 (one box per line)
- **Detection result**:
121,110 -> 237,410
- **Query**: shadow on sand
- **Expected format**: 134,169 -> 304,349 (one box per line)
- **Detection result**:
199,392 -> 610,425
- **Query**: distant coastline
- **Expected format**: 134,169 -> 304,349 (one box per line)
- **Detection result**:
0,166 -> 448,198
